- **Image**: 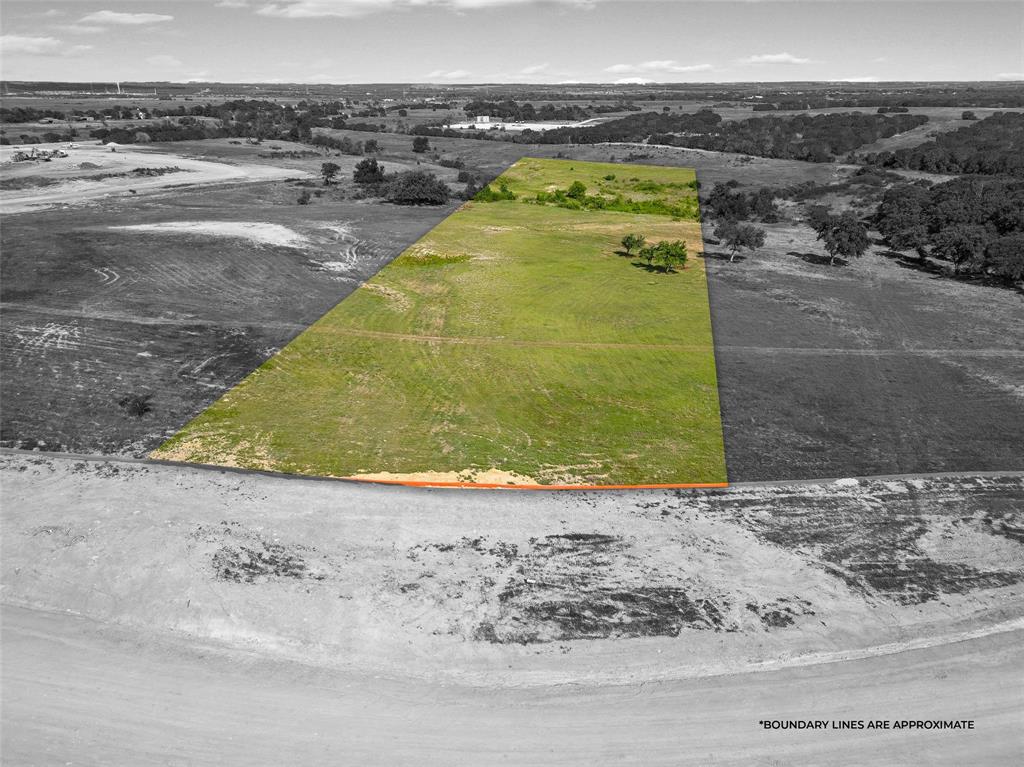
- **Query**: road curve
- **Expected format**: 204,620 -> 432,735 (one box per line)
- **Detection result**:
3,604 -> 1021,767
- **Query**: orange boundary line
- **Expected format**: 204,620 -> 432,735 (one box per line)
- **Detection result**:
344,478 -> 729,491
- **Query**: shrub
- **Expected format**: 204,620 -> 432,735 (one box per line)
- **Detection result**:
474,181 -> 516,202
118,393 -> 153,418
353,157 -> 385,185
566,180 -> 587,199
385,170 -> 449,205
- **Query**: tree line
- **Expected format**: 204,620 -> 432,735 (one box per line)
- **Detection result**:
463,99 -> 590,122
875,176 -> 1024,282
414,110 -> 929,162
860,112 -> 1024,177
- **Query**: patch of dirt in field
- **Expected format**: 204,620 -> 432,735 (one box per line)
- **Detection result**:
918,517 -> 1024,572
360,283 -> 412,310
476,533 -> 735,643
697,479 -> 1024,605
190,521 -> 335,584
348,467 -> 540,485
151,432 -> 276,471
109,221 -> 309,248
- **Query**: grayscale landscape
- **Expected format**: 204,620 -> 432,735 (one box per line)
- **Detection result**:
1,1 -> 1022,764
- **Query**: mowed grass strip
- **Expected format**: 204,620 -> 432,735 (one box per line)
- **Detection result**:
154,158 -> 726,485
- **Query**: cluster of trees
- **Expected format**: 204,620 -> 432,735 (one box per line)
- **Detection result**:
310,132 -> 372,155
861,112 -> 1024,176
660,112 -> 929,162
0,107 -> 69,123
524,179 -> 699,219
704,181 -> 780,222
876,177 -> 1024,281
352,158 -> 450,205
620,234 -> 688,272
474,181 -> 517,202
463,99 -> 590,122
90,122 -> 217,144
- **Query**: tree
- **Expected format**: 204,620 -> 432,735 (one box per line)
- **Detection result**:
353,157 -> 385,185
412,136 -> 430,153
715,221 -> 767,262
705,182 -> 750,221
985,233 -> 1024,283
566,180 -> 587,200
930,224 -> 991,274
815,211 -> 870,266
638,244 -> 658,267
961,111 -> 978,121
654,240 -> 688,272
621,233 -> 646,255
876,183 -> 931,260
806,204 -> 832,233
297,189 -> 312,205
363,138 -> 380,153
320,162 -> 341,186
385,170 -> 450,205
749,187 -> 779,222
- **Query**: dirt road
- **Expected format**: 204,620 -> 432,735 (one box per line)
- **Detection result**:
2,454 -> 1022,763
0,143 -> 305,214
3,604 -> 1020,766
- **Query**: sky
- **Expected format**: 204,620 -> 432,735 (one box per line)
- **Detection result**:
1,1 -> 1022,84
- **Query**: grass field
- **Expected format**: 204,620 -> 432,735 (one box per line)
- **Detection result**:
154,158 -> 726,486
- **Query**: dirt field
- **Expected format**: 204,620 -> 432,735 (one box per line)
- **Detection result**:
2,453 -> 1022,764
0,143 -> 460,455
0,141 -> 305,214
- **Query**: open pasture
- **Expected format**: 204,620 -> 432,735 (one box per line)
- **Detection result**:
155,158 -> 726,486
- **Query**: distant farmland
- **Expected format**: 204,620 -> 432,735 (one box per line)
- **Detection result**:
154,158 -> 726,487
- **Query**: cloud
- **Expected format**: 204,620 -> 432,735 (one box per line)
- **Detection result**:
146,54 -> 184,69
605,60 -> 713,74
57,25 -> 107,35
614,77 -> 652,85
839,76 -> 880,83
739,52 -> 811,65
79,10 -> 174,25
994,72 -> 1024,81
216,0 -> 251,7
0,34 -> 92,56
424,68 -> 471,80
41,9 -> 64,17
256,0 -> 598,18
519,62 -> 549,75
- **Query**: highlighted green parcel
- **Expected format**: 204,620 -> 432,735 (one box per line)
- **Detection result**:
153,158 -> 726,486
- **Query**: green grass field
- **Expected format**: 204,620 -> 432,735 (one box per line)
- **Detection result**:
153,158 -> 727,486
